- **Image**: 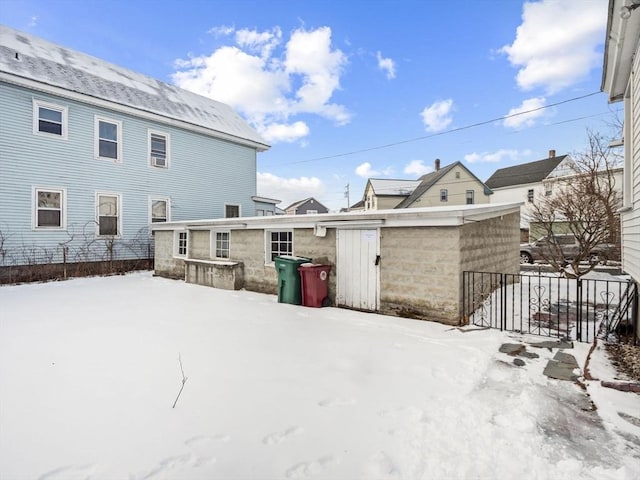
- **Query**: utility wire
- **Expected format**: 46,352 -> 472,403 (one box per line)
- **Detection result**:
282,91 -> 603,165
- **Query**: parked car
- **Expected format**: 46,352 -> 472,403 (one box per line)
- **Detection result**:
519,234 -> 616,265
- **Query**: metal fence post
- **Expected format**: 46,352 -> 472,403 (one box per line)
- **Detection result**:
576,278 -> 583,342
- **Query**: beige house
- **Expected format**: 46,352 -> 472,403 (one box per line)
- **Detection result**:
152,203 -> 521,326
602,0 -> 640,340
362,160 -> 492,211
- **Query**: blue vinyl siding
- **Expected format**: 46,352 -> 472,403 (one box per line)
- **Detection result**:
0,82 -> 258,265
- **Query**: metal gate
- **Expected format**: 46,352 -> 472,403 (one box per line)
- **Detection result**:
462,271 -> 638,344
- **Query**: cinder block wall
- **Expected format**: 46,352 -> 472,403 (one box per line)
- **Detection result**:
190,231 -> 210,259
153,230 -> 184,279
230,230 -> 277,294
379,226 -> 461,324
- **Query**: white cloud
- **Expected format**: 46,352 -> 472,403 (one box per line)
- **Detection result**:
376,51 -> 396,79
355,162 -> 379,178
172,26 -> 350,143
503,97 -> 546,129
464,149 -> 533,164
28,16 -> 38,27
420,99 -> 453,132
259,121 -> 310,143
404,160 -> 433,177
500,0 -> 607,93
257,172 -> 325,208
208,25 -> 235,37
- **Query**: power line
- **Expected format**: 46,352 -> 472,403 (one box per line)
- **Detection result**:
282,91 -> 603,165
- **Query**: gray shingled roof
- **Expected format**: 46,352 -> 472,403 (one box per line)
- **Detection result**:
484,155 -> 568,189
0,25 -> 269,150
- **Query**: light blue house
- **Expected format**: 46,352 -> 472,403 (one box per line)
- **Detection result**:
0,25 -> 271,279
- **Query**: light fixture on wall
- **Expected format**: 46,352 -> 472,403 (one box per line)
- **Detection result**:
620,0 -> 640,19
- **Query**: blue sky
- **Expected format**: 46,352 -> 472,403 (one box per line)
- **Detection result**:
1,0 -> 616,211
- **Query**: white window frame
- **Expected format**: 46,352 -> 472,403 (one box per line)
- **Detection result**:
149,196 -> 170,225
265,230 -> 293,265
33,186 -> 66,230
174,230 -> 188,258
466,190 -> 474,205
211,229 -> 231,259
527,189 -> 534,203
306,209 -> 318,215
148,129 -> 170,169
440,189 -> 448,202
225,203 -> 241,218
95,192 -> 122,238
94,115 -> 123,162
33,100 -> 68,139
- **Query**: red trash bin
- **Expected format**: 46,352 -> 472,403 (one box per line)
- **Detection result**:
297,263 -> 332,307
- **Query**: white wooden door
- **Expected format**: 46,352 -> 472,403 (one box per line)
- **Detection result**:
336,229 -> 379,311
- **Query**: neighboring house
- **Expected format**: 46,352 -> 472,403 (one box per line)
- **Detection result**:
284,197 -> 329,215
362,178 -> 421,210
602,0 -> 640,338
485,150 -> 623,240
152,203 -> 521,325
394,160 -> 492,209
0,26 -> 269,280
361,160 -> 491,211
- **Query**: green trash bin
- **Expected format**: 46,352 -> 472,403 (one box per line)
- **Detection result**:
274,255 -> 311,305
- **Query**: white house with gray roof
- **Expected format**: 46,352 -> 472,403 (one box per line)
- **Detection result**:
485,150 -> 622,238
0,25 -> 269,280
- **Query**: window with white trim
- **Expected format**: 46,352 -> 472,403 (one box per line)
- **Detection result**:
440,189 -> 448,202
306,209 -> 318,214
34,187 -> 65,229
225,204 -> 240,218
150,197 -> 169,223
256,209 -> 265,216
213,230 -> 230,259
96,193 -> 120,237
149,131 -> 169,168
33,100 -> 67,138
95,116 -> 122,161
266,230 -> 292,263
175,231 -> 188,257
466,190 -> 474,205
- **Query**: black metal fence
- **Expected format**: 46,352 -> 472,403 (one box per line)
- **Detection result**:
462,271 -> 638,344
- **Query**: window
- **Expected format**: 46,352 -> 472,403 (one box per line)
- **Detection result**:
545,184 -> 552,196
150,198 -> 169,223
96,193 -> 120,236
225,204 -> 240,218
33,100 -> 67,138
440,189 -> 448,202
267,230 -> 292,263
527,189 -> 534,203
256,209 -> 265,216
266,211 -> 273,216
306,209 -> 318,214
34,188 -> 65,229
95,116 -> 122,161
455,171 -> 461,179
149,131 -> 169,168
175,231 -> 188,257
466,190 -> 474,205
214,231 -> 230,259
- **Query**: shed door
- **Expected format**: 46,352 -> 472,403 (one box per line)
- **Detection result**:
336,229 -> 379,311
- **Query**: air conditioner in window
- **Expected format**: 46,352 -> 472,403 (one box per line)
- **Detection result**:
151,156 -> 166,167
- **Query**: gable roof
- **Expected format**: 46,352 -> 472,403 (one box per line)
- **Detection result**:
484,155 -> 568,189
284,197 -> 328,212
395,161 -> 491,208
0,25 -> 269,151
366,178 -> 421,197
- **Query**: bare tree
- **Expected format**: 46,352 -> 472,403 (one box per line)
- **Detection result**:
527,129 -> 622,278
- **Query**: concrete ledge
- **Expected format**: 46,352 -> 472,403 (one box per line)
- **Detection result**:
185,259 -> 244,290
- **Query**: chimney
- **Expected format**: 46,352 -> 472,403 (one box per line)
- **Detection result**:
435,158 -> 440,171
549,149 -> 556,158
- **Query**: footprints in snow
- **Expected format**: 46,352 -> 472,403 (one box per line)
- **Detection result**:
263,426 -> 304,445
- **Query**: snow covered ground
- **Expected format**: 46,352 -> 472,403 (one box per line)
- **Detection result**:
0,272 -> 638,480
